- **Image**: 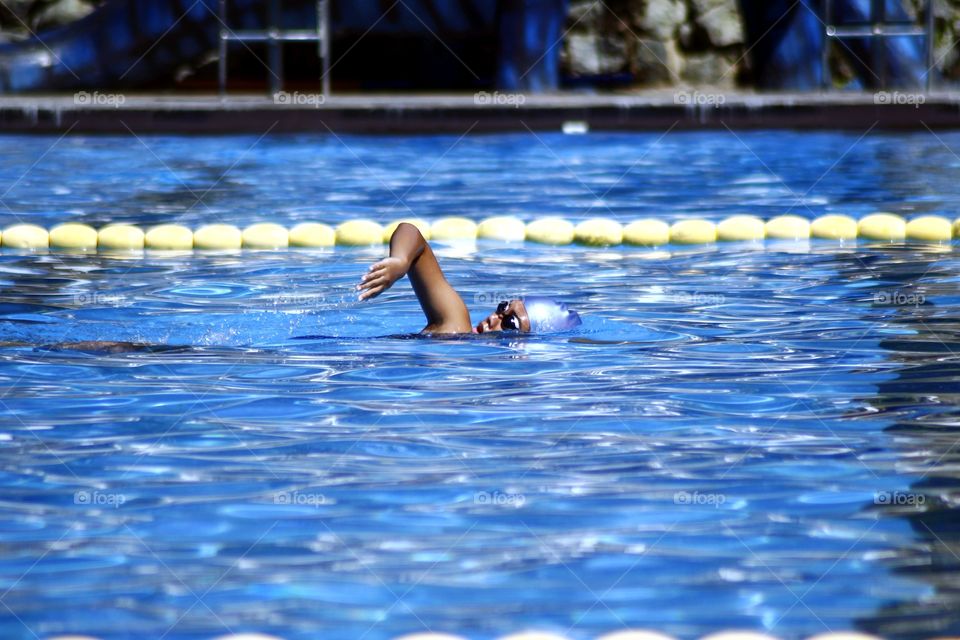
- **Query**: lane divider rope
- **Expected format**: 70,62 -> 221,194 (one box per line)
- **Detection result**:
0,214 -> 956,251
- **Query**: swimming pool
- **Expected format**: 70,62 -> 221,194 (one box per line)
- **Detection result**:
0,131 -> 958,640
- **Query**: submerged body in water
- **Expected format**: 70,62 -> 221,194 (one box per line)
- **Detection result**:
0,341 -> 186,353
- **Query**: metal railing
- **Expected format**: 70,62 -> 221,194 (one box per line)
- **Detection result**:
822,0 -> 934,90
218,0 -> 330,97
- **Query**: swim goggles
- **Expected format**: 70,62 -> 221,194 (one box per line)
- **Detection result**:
497,301 -> 521,331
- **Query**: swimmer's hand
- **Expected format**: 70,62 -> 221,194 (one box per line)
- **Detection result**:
358,257 -> 407,301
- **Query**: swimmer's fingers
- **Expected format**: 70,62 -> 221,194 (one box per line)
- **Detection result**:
358,258 -> 404,300
358,269 -> 386,290
358,274 -> 390,300
365,259 -> 391,275
357,273 -> 385,291
359,260 -> 391,283
358,281 -> 387,301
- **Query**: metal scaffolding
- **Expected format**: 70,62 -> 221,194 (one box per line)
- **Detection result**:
822,0 -> 934,90
218,0 -> 330,97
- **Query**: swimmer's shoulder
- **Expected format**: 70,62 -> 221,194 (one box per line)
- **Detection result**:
420,322 -> 474,335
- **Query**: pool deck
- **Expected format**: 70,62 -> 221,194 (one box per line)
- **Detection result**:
0,90 -> 958,134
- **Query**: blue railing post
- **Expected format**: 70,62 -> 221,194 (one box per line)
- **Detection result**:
496,0 -> 569,92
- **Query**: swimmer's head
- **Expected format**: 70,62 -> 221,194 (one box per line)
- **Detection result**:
475,297 -> 581,334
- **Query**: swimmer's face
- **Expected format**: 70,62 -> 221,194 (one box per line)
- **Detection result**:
476,299 -> 530,334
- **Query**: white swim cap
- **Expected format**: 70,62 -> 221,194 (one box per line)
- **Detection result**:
523,296 -> 582,333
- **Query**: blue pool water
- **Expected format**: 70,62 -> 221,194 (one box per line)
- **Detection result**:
0,132 -> 959,640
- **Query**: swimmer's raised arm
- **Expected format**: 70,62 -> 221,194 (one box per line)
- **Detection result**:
358,222 -> 472,333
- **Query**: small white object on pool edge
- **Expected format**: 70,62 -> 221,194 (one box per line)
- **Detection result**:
562,121 -> 589,134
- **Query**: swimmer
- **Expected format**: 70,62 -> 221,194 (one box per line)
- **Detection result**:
358,222 -> 581,335
0,340 -> 184,353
